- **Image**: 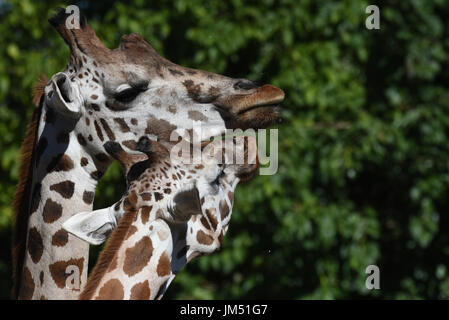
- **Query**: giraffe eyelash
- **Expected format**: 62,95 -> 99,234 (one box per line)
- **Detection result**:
114,87 -> 141,103
114,82 -> 149,103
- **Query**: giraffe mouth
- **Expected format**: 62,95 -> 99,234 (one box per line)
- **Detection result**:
215,84 -> 285,130
236,84 -> 284,113
237,103 -> 281,116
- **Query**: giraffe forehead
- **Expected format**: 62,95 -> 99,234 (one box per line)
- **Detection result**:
68,49 -> 231,104
59,55 -> 229,147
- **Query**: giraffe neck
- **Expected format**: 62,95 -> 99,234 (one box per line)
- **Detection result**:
17,105 -> 104,300
79,201 -> 173,300
80,176 -> 237,300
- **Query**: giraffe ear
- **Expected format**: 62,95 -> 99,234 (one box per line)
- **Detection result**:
45,72 -> 82,119
62,208 -> 117,245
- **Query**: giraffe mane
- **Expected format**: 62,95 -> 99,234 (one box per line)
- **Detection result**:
11,74 -> 48,298
32,74 -> 48,107
79,209 -> 138,300
11,103 -> 43,298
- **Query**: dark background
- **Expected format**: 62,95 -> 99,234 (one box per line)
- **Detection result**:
1,0 -> 449,299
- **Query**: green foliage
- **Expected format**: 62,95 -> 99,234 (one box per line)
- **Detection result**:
1,0 -> 449,299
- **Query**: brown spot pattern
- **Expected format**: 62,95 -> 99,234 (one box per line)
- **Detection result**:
27,227 -> 44,264
94,120 -> 104,141
83,191 -> 95,204
114,118 -> 131,132
100,119 -> 116,141
205,208 -> 218,231
123,192 -> 138,211
188,110 -> 208,121
42,198 -> 63,223
96,279 -> 124,300
141,193 -> 152,201
122,140 -> 137,150
220,200 -> 230,220
154,192 -> 163,201
156,252 -> 171,277
197,230 -> 214,245
182,80 -> 202,101
168,68 -> 184,76
200,216 -> 211,230
49,258 -> 84,289
123,236 -> 153,277
77,134 -> 87,146
80,157 -> 88,166
130,280 -> 151,300
52,229 -> 69,247
227,191 -> 234,203
145,118 -> 176,142
50,180 -> 75,199
141,206 -> 152,224
48,154 -> 74,172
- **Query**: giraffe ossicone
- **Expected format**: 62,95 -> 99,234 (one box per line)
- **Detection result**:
63,135 -> 258,299
13,7 -> 283,300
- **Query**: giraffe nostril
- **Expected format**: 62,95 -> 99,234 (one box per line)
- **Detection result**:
233,80 -> 258,91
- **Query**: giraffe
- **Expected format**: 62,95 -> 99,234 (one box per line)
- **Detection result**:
12,8 -> 283,299
63,134 -> 258,299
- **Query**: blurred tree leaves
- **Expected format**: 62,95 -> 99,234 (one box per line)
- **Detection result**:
1,0 -> 449,299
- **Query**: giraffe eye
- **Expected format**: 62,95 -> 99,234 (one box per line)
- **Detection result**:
114,87 -> 141,103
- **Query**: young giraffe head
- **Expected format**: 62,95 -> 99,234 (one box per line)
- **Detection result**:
63,136 -> 257,299
46,8 -> 284,163
64,135 -> 257,245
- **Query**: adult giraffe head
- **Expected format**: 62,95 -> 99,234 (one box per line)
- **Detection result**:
12,7 -> 284,300
46,8 -> 284,159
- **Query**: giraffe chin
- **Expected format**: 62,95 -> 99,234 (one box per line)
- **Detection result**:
235,105 -> 281,130
234,136 -> 260,183
199,135 -> 260,183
